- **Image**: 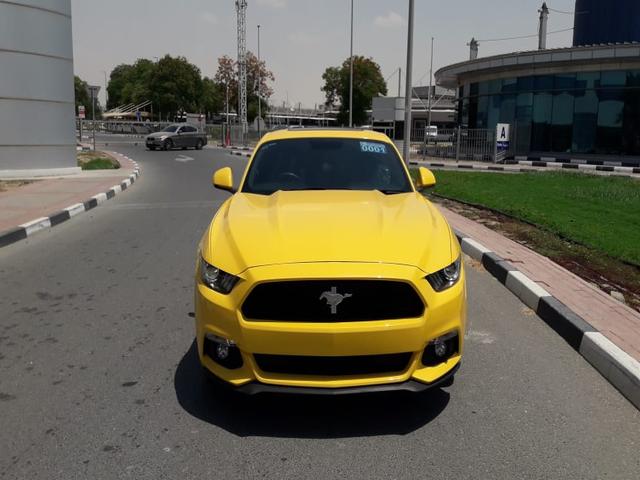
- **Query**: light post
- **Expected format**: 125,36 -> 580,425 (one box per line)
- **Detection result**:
102,70 -> 108,111
257,24 -> 261,138
349,0 -> 354,127
402,0 -> 415,165
427,37 -> 434,129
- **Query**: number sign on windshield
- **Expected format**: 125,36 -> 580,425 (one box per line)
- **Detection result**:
360,142 -> 387,154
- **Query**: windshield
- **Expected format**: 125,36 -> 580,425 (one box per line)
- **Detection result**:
161,125 -> 179,133
242,138 -> 412,195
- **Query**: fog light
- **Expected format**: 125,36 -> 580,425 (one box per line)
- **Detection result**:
203,334 -> 243,369
433,339 -> 447,357
422,332 -> 459,367
215,342 -> 229,360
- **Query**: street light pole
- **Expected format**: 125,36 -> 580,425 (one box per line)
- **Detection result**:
102,70 -> 108,110
402,0 -> 415,165
257,24 -> 261,138
349,0 -> 354,127
427,37 -> 434,129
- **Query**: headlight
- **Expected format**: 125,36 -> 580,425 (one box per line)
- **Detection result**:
426,257 -> 461,292
200,258 -> 239,294
159,135 -> 168,140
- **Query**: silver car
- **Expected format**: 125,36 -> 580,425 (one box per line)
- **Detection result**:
146,124 -> 208,151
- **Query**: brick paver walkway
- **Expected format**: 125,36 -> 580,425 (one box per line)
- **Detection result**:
0,153 -> 138,233
440,205 -> 640,363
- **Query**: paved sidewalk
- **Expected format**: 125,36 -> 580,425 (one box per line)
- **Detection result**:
0,151 -> 139,236
440,204 -> 640,363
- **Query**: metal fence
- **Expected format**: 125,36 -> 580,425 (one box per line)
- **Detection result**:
410,128 -> 509,163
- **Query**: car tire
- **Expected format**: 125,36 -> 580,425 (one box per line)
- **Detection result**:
163,139 -> 173,151
195,140 -> 203,150
148,146 -> 155,151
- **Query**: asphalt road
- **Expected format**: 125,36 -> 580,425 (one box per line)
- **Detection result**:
1,145 -> 639,479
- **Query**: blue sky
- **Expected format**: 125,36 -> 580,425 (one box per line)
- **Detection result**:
71,0 -> 576,108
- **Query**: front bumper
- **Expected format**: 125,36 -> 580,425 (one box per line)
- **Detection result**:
203,362 -> 460,395
195,262 -> 466,393
146,137 -> 163,146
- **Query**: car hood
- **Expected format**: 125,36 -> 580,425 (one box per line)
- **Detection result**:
202,190 -> 454,275
147,131 -> 170,138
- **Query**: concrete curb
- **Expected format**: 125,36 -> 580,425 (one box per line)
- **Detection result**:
0,154 -> 141,249
410,159 -> 640,178
455,229 -> 640,410
227,149 -> 252,158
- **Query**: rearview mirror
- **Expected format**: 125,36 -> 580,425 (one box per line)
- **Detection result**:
415,167 -> 436,190
212,167 -> 235,193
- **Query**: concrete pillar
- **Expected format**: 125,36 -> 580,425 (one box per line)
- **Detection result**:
0,0 -> 78,175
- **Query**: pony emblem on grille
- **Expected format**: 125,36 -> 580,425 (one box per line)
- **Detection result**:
319,287 -> 353,314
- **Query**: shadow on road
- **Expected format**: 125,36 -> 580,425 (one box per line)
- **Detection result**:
174,340 -> 450,438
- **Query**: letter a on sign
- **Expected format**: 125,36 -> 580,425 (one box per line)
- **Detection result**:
496,123 -> 510,142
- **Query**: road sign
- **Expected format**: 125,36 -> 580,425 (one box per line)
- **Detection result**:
496,123 -> 510,150
78,105 -> 85,119
87,85 -> 101,97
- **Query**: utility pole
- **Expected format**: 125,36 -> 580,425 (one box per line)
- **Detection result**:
257,24 -> 262,138
349,0 -> 354,127
236,0 -> 248,144
427,37 -> 434,128
398,67 -> 402,97
402,0 -> 414,165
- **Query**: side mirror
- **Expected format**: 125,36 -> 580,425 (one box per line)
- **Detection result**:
212,167 -> 235,193
415,167 -> 436,190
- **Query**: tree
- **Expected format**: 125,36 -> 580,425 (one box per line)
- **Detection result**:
107,60 -> 155,109
148,55 -> 203,119
74,75 -> 90,112
214,55 -> 238,115
214,52 -> 275,122
74,75 -> 102,118
201,77 -> 224,116
321,56 -> 387,126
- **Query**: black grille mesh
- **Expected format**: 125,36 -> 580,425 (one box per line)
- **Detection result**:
254,352 -> 412,376
242,280 -> 424,322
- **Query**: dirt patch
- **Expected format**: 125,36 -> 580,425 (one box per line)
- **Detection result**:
432,195 -> 640,313
0,180 -> 35,193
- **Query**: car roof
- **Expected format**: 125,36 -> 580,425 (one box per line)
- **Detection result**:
258,128 -> 393,144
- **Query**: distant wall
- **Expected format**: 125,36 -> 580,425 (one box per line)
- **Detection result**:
0,0 -> 76,170
573,0 -> 640,47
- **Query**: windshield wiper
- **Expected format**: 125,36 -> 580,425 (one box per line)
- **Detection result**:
376,189 -> 408,195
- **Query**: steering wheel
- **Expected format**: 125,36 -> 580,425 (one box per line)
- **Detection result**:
278,172 -> 302,183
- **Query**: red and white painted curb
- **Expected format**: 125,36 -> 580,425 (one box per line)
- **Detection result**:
0,154 -> 141,248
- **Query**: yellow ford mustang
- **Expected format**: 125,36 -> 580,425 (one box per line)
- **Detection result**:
195,128 -> 466,395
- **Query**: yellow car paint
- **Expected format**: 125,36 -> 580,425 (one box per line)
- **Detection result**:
195,129 -> 466,392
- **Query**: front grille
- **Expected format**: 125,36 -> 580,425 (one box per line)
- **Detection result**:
254,353 -> 412,376
242,280 -> 424,322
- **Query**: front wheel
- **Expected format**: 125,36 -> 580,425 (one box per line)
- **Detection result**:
163,139 -> 173,151
195,139 -> 204,150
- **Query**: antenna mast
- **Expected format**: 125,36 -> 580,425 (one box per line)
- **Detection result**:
236,0 -> 248,143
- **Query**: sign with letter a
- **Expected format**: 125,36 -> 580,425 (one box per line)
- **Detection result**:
496,123 -> 510,150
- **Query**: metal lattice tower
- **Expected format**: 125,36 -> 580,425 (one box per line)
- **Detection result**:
236,0 -> 248,139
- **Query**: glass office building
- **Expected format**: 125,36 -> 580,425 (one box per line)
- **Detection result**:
459,70 -> 640,156
436,43 -> 640,159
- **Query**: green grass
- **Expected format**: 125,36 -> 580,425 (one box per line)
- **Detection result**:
77,152 -> 120,170
417,170 -> 640,266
